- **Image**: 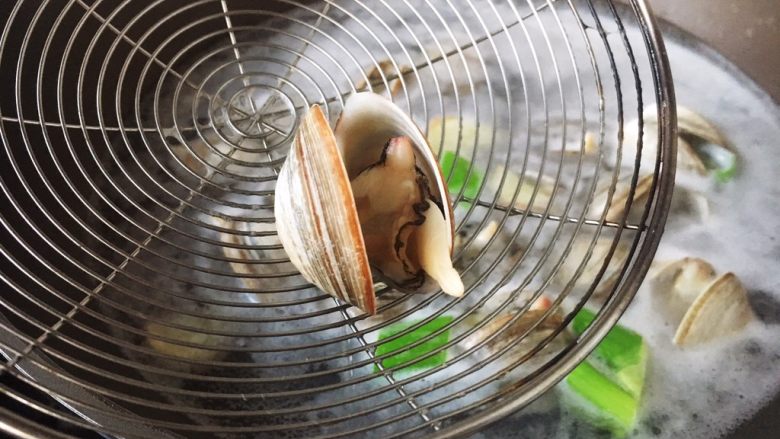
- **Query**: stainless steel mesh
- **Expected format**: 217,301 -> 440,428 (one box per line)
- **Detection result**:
0,0 -> 675,438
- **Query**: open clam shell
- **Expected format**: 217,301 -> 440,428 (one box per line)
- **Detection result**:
454,220 -> 499,258
651,257 -> 717,324
674,273 -> 754,346
145,313 -> 236,364
486,166 -> 558,212
608,105 -> 736,182
461,299 -> 568,369
675,106 -> 729,147
275,105 -> 375,313
553,236 -> 630,299
426,115 -> 480,158
463,308 -> 563,353
275,93 -> 462,314
650,258 -> 754,346
356,60 -> 411,98
549,130 -> 599,157
589,174 -> 654,223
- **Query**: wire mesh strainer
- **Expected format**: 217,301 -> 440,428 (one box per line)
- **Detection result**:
0,0 -> 675,437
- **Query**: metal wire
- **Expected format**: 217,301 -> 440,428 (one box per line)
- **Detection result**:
0,0 -> 675,438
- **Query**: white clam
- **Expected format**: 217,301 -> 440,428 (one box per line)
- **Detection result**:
550,131 -> 599,157
356,59 -> 411,98
463,308 -> 563,354
588,174 -> 654,223
652,257 -> 717,324
675,106 -> 728,147
145,314 -> 233,362
454,220 -> 499,256
486,166 -> 558,212
554,236 -> 629,298
650,258 -> 754,346
461,297 -> 567,369
591,172 -> 708,229
607,105 -> 736,182
427,115 -> 480,158
674,273 -> 754,346
274,93 -> 464,314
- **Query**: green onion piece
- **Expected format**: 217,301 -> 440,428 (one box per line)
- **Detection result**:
375,316 -> 453,374
572,308 -> 647,399
697,143 -> 738,183
439,151 -> 483,202
566,361 -> 639,436
714,160 -> 737,183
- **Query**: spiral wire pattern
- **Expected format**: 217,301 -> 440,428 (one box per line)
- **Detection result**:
0,0 -> 675,437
